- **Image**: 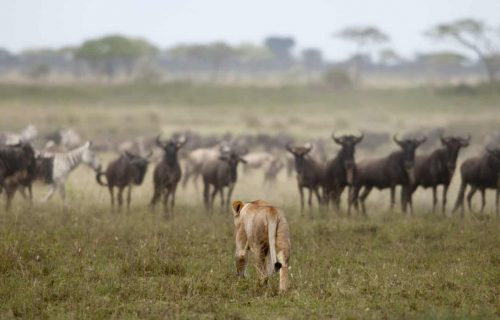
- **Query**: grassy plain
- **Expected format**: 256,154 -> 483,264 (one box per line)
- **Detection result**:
0,82 -> 499,319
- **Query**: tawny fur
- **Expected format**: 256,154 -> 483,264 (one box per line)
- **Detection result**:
231,199 -> 291,293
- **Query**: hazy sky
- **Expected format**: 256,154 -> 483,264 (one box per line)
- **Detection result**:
2,0 -> 499,60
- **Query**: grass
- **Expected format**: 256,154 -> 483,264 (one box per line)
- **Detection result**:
0,166 -> 499,319
0,81 -> 499,318
0,202 -> 498,319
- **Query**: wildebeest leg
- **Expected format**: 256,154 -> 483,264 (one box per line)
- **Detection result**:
308,188 -> 313,214
452,181 -> 467,216
390,185 -> 396,211
41,183 -> 57,202
126,184 -> 132,212
403,186 -> 414,215
359,187 -> 372,216
442,184 -> 449,215
314,188 -> 322,210
4,184 -> 17,211
347,186 -> 354,216
203,182 -> 210,211
466,186 -> 477,213
226,186 -> 234,212
336,187 -> 342,212
350,186 -> 361,213
108,186 -> 115,211
210,187 -> 218,212
496,188 -> 499,218
150,184 -> 161,209
219,188 -> 225,214
163,188 -> 171,215
298,185 -> 304,213
117,187 -> 124,212
432,186 -> 438,213
170,185 -> 177,213
479,188 -> 486,214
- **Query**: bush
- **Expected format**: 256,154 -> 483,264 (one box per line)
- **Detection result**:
323,68 -> 352,90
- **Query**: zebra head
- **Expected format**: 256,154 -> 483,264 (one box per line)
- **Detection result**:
82,141 -> 101,171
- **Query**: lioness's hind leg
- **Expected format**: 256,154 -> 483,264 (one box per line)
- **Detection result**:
235,249 -> 248,278
277,250 -> 290,293
255,249 -> 268,284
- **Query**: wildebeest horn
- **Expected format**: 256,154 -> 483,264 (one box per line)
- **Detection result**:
440,135 -> 450,145
393,134 -> 403,145
355,133 -> 364,144
304,142 -> 312,152
461,135 -> 471,146
418,136 -> 427,145
285,143 -> 294,153
331,133 -> 343,145
176,136 -> 187,148
156,135 -> 164,147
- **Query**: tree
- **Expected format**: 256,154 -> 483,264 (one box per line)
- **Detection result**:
378,48 -> 403,66
425,18 -> 499,83
75,35 -> 158,78
168,42 -> 237,81
264,36 -> 295,61
334,26 -> 389,84
301,48 -> 324,69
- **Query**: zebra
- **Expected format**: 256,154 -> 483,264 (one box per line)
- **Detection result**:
37,141 -> 101,203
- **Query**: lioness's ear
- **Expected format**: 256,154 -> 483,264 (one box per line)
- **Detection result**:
231,200 -> 244,217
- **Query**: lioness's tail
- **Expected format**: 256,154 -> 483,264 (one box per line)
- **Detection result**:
267,207 -> 281,271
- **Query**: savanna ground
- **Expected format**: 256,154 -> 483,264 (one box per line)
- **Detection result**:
0,81 -> 499,319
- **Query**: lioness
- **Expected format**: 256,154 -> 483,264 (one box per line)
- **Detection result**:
231,199 -> 291,292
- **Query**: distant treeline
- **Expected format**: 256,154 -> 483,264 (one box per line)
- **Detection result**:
1,19 -> 499,85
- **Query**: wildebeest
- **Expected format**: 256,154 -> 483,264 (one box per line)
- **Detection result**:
286,143 -> 324,213
405,135 -> 470,214
97,151 -> 151,211
241,151 -> 276,173
0,142 -> 36,210
323,134 -> 363,214
150,135 -> 187,214
201,147 -> 247,212
452,147 -> 500,217
182,143 -> 230,189
351,135 -> 426,215
263,157 -> 284,194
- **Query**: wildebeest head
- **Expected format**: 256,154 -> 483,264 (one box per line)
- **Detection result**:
332,133 -> 363,184
393,135 -> 426,184
156,135 -> 187,166
123,151 -> 152,185
486,147 -> 500,169
440,135 -> 470,174
219,148 -> 247,182
81,141 -> 102,171
286,143 -> 312,173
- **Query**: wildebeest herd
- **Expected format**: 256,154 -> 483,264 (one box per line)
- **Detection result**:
0,128 -> 499,217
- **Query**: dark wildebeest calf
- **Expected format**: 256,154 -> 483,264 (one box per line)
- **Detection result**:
405,135 -> 470,214
351,135 -> 426,216
0,142 -> 36,210
150,135 -> 186,215
323,134 -> 363,214
286,143 -> 324,213
97,151 -> 151,211
452,147 -> 500,217
201,147 -> 247,213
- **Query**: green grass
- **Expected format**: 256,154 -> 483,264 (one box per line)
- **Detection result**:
0,82 -> 499,318
1,201 -> 498,319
